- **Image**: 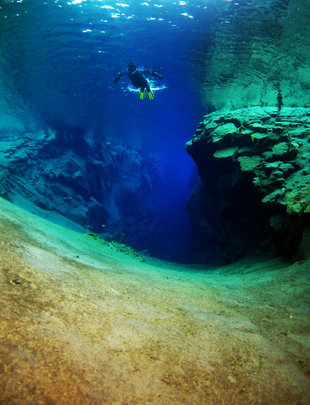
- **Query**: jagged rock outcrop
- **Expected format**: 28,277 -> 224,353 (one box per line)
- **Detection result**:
186,107 -> 310,263
0,129 -> 161,252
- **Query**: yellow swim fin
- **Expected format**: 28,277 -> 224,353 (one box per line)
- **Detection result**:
139,89 -> 145,100
147,90 -> 155,100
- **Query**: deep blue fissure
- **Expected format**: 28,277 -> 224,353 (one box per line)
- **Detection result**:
0,0 -> 213,262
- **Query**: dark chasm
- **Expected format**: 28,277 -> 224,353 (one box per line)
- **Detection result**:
0,0 -> 309,265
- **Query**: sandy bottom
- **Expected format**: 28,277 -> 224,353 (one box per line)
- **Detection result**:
0,197 -> 309,405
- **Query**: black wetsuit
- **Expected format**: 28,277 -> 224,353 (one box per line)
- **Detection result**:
114,67 -> 163,92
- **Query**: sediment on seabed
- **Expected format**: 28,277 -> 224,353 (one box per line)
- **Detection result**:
0,196 -> 309,405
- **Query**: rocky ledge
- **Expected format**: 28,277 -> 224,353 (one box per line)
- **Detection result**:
186,107 -> 310,263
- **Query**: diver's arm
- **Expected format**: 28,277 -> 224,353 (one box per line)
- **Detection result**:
142,68 -> 163,80
114,71 -> 127,84
150,70 -> 163,79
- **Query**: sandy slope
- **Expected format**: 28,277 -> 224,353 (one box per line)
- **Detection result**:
0,197 -> 309,405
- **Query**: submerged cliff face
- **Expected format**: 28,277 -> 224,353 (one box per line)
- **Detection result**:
0,128 -> 188,259
186,107 -> 310,263
197,0 -> 310,111
188,0 -> 310,263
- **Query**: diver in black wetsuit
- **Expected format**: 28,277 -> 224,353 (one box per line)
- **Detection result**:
114,61 -> 163,100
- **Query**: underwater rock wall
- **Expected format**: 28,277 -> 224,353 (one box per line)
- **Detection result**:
0,129 -> 162,252
186,107 -> 310,263
197,0 -> 310,111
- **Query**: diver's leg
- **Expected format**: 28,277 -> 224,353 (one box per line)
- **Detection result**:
146,85 -> 155,100
139,87 -> 146,100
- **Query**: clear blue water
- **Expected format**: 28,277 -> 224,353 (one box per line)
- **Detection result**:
0,0 -> 213,151
1,0 -> 305,262
0,0 -> 221,261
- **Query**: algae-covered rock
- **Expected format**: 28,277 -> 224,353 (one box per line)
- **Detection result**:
249,123 -> 267,133
238,155 -> 261,171
272,142 -> 289,156
212,123 -> 238,142
265,161 -> 282,170
261,189 -> 285,204
279,163 -> 294,173
213,147 -> 238,159
251,133 -> 269,141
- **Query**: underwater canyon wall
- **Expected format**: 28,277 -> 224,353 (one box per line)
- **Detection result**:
186,107 -> 310,263
0,128 -> 180,257
187,0 -> 310,263
197,0 -> 310,111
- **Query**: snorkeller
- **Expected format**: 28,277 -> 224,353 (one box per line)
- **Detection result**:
114,61 -> 163,100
